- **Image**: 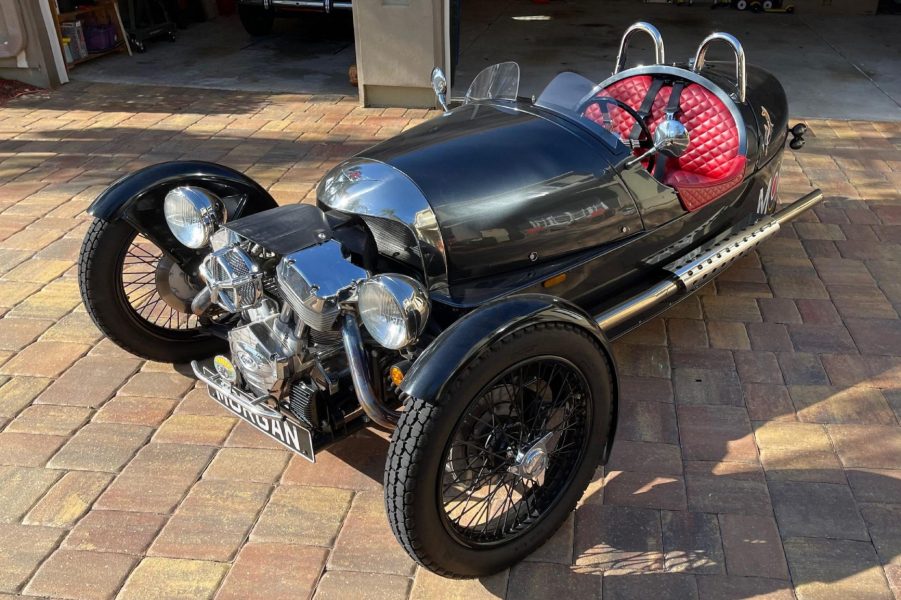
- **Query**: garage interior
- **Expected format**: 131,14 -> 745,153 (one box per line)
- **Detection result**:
60,0 -> 900,121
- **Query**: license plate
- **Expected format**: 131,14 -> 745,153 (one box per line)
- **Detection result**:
210,389 -> 315,462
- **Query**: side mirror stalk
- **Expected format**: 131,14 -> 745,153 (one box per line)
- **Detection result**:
431,67 -> 450,115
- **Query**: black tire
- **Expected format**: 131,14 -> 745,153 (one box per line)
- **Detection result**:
78,218 -> 225,363
238,5 -> 275,36
385,322 -> 615,578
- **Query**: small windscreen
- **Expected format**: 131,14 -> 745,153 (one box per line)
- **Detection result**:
465,62 -> 521,103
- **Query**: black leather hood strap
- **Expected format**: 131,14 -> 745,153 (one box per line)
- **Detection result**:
653,80 -> 687,181
629,78 -> 665,140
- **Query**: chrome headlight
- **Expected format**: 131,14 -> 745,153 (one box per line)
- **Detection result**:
358,274 -> 430,350
163,186 -> 222,249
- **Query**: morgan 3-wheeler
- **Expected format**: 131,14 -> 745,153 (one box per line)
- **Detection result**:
79,22 -> 822,577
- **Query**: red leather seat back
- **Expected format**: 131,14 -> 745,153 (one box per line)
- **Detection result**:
584,76 -> 745,212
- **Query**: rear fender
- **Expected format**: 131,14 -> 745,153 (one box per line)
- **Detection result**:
88,161 -> 279,264
400,293 -> 619,463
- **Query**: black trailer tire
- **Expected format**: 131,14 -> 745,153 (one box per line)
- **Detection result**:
79,218 -> 225,363
385,322 -> 614,578
238,4 -> 275,36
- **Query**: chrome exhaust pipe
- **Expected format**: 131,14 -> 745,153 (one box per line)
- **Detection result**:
341,314 -> 400,429
596,189 -> 823,333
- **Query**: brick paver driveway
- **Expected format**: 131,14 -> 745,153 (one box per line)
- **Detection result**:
0,82 -> 899,600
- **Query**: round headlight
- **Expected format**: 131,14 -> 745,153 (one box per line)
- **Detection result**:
163,186 -> 222,249
358,274 -> 430,350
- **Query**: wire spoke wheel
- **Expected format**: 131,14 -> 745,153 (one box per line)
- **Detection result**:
121,234 -> 199,331
439,356 -> 592,547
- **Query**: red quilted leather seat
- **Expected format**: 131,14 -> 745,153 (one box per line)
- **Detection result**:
583,76 -> 746,211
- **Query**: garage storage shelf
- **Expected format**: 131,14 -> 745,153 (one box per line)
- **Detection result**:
49,0 -> 132,70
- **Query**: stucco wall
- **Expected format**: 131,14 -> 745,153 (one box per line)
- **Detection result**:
352,0 -> 448,108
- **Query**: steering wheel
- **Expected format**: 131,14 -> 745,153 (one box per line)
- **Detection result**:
578,95 -> 656,170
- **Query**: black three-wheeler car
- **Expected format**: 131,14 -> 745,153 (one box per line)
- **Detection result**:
78,22 -> 820,577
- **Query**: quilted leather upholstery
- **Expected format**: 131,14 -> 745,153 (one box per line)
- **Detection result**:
584,76 -> 746,211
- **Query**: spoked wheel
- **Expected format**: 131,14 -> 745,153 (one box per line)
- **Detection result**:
441,357 -> 591,546
79,218 -> 226,362
385,323 -> 615,577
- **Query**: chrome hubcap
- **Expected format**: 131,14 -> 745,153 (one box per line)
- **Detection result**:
509,432 -> 553,485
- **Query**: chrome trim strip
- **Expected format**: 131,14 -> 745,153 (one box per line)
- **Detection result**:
595,189 -> 823,333
341,315 -> 400,429
584,65 -> 749,156
693,32 -> 747,103
318,158 -> 449,292
614,22 -> 665,75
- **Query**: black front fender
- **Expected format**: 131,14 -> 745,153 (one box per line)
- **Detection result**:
88,161 -> 279,264
400,293 -> 619,462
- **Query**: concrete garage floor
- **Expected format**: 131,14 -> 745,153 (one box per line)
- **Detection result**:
72,12 -> 356,96
455,0 -> 901,121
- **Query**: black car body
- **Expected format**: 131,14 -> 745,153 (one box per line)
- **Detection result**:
78,22 -> 820,578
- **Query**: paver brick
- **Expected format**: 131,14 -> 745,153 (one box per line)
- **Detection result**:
282,430 -> 388,491
0,432 -> 67,467
118,557 -> 228,600
0,523 -> 64,593
677,405 -> 757,463
48,423 -> 151,473
96,443 -> 215,514
685,472 -> 772,516
251,485 -> 353,547
789,385 -> 896,425
153,413 -> 236,446
784,537 -> 893,600
328,491 -> 416,576
574,505 -> 663,574
218,543 -> 328,600
603,572 -> 698,600
63,509 -> 167,555
845,468 -> 901,504
93,396 -> 177,427
607,440 -> 682,475
770,481 -> 868,541
118,371 -> 195,399
6,403 -> 91,436
24,549 -> 137,600
673,368 -> 743,406
0,317 -> 53,351
313,571 -> 412,600
0,376 -> 50,418
0,341 -> 90,378
411,568 -> 508,600
719,514 -> 788,579
149,479 -> 270,561
24,470 -> 112,528
37,356 -> 141,407
204,447 -> 289,484
661,511 -> 724,574
603,471 -> 687,511
827,424 -> 901,469
507,562 -> 601,599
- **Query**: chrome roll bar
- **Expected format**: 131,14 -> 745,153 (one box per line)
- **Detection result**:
614,22 -> 666,75
692,32 -> 747,103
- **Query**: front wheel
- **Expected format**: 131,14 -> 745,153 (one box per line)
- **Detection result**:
79,218 -> 226,363
385,322 -> 615,577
